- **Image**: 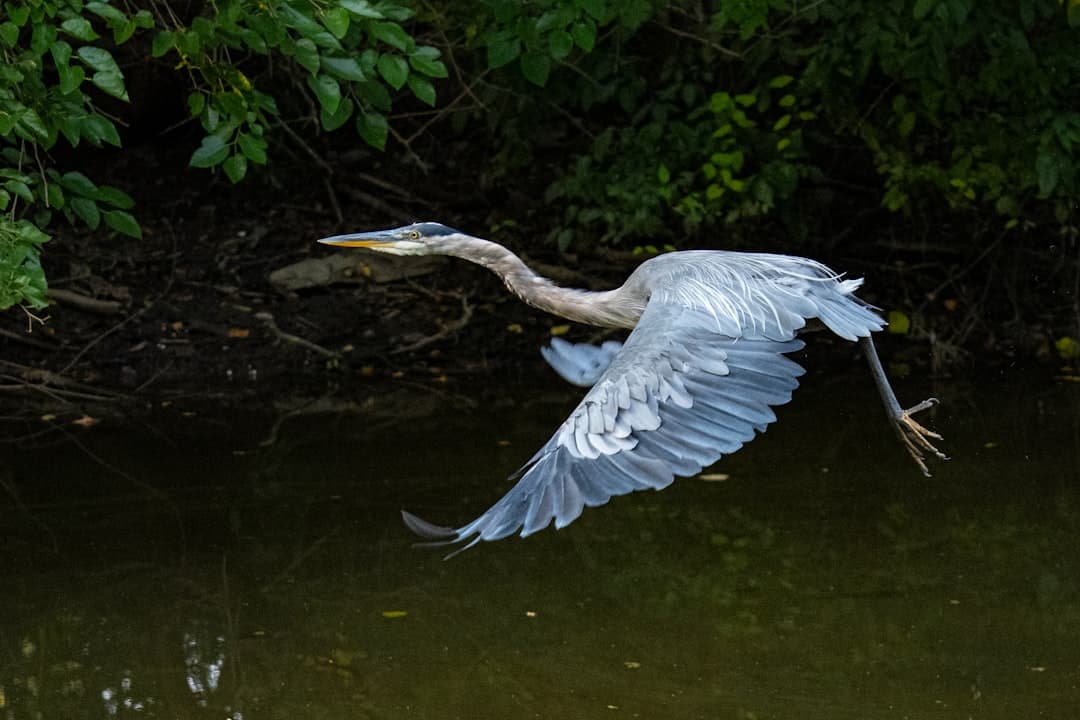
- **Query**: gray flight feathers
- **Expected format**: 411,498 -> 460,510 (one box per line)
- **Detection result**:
403,302 -> 812,556
402,250 -> 886,556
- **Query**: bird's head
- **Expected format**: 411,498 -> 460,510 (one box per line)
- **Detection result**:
318,222 -> 461,256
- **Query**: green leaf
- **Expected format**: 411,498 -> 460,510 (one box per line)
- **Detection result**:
81,115 -> 121,146
308,74 -> 342,114
340,0 -> 384,19
17,108 -> 49,141
8,5 -> 29,25
222,154 -> 248,184
375,2 -> 413,21
407,75 -> 435,106
188,92 -> 206,117
323,7 -> 350,38
293,38 -> 320,74
913,0 -> 936,19
377,54 -> 409,89
570,21 -> 596,52
189,135 -> 230,168
58,65 -> 85,94
768,75 -> 794,89
356,111 -> 388,150
50,40 -> 73,67
96,186 -> 135,209
579,0 -> 606,22
45,183 -> 65,209
60,171 -> 99,197
0,22 -> 19,47
103,210 -> 141,238
548,30 -> 573,60
1035,149 -> 1061,196
92,71 -> 129,100
322,55 -> 366,81
898,111 -> 916,138
519,52 -> 550,87
113,18 -> 136,44
77,47 -> 121,74
370,22 -> 411,52
60,17 -> 98,41
409,48 -> 448,78
86,1 -> 128,26
151,31 -> 175,57
320,96 -> 354,131
487,36 -> 521,69
71,197 -> 101,229
3,180 -> 32,204
238,133 -> 268,164
357,79 -> 392,111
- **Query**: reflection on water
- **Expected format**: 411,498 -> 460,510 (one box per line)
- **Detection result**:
2,370 -> 1079,719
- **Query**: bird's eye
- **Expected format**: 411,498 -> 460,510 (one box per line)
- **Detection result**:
409,230 -> 420,239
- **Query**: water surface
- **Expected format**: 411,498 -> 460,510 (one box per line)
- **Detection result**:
2,369 -> 1078,719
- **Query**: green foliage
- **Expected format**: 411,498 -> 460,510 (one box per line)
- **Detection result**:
0,218 -> 49,309
0,0 -> 445,311
4,0 -> 1080,312
672,78 -> 816,227
151,0 -> 447,168
0,0 -> 148,308
534,0 -> 1080,248
803,0 -> 1080,224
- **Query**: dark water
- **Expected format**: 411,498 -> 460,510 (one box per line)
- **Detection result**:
2,369 -> 1079,719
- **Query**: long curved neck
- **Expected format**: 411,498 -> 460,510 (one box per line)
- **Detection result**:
443,235 -> 643,328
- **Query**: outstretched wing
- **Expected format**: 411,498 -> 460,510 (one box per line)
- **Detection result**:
540,337 -> 624,387
402,300 -> 806,553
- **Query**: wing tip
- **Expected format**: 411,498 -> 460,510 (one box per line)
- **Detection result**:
401,509 -> 457,540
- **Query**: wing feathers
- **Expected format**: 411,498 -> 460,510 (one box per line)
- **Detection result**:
403,265 -> 875,552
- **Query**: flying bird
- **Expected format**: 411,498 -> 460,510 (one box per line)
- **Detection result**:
319,222 -> 945,553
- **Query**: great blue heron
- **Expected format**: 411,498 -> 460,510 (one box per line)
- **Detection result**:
319,222 -> 945,553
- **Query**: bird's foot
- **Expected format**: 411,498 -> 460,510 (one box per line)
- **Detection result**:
892,398 -> 947,476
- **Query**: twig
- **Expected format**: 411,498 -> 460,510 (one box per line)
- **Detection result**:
58,303 -> 150,377
339,186 -> 415,224
387,124 -> 430,173
0,327 -> 56,350
391,296 -> 473,354
255,312 -> 341,359
48,287 -> 123,315
651,21 -> 742,59
322,175 -> 344,225
0,374 -> 120,402
278,118 -> 334,175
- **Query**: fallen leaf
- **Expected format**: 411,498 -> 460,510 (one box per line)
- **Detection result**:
227,328 -> 250,338
506,323 -> 523,334
550,324 -> 570,336
71,415 -> 98,428
699,473 -> 729,482
381,610 -> 408,619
